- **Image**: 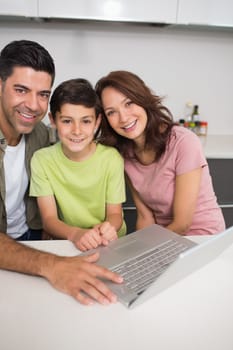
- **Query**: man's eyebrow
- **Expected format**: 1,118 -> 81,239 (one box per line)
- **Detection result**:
13,84 -> 29,90
40,90 -> 51,95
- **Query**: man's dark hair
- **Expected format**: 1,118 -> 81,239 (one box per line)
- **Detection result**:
0,40 -> 55,85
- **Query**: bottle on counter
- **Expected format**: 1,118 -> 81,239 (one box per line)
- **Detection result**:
198,121 -> 208,136
191,105 -> 200,122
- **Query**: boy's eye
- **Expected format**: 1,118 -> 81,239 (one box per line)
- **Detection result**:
83,119 -> 92,124
62,119 -> 71,124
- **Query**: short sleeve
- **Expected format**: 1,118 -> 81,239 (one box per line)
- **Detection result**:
30,150 -> 54,197
106,150 -> 126,204
173,129 -> 207,176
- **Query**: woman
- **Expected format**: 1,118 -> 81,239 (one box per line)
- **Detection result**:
95,70 -> 225,235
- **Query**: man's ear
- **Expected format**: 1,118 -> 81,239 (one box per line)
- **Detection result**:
0,79 -> 3,98
48,112 -> 56,128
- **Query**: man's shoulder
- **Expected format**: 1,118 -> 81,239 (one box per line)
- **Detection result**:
26,122 -> 49,147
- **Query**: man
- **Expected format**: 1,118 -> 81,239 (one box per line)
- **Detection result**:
0,40 -> 122,306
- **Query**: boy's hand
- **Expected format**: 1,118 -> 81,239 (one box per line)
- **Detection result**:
74,228 -> 102,251
95,222 -> 118,246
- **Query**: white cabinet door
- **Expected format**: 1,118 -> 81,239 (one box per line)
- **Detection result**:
177,0 -> 233,27
38,0 -> 177,24
0,0 -> 37,17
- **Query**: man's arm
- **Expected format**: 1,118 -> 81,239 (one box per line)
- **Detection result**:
0,233 -> 123,305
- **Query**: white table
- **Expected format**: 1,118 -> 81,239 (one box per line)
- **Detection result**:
1,237 -> 233,350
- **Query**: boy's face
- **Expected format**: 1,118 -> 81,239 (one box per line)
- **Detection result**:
50,103 -> 101,161
0,66 -> 52,145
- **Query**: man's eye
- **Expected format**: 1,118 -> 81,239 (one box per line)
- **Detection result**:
15,88 -> 25,94
40,93 -> 50,99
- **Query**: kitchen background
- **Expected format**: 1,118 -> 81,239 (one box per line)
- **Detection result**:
0,1 -> 233,134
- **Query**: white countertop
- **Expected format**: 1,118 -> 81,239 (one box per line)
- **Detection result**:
1,237 -> 233,350
200,134 -> 233,158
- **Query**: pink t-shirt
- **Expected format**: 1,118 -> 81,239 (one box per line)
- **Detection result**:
125,126 -> 225,235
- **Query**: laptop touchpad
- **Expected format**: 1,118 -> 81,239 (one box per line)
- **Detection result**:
113,238 -> 148,258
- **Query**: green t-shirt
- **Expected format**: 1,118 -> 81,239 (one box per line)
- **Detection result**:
30,143 -> 126,236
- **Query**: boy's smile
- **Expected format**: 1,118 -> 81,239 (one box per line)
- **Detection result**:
51,103 -> 101,162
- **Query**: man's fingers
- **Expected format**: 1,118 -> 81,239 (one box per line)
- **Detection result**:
81,254 -> 123,284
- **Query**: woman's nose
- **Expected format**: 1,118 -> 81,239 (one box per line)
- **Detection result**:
119,109 -> 129,122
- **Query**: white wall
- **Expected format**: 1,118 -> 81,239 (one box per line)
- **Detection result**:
0,20 -> 232,134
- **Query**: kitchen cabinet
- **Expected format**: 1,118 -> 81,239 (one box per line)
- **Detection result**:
38,0 -> 177,24
0,0 -> 37,17
207,159 -> 233,228
177,0 -> 233,27
123,185 -> 136,234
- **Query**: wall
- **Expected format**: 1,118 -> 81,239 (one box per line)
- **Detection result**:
0,19 -> 232,134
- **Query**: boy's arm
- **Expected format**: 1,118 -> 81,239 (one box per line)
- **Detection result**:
37,195 -> 85,240
96,203 -> 123,244
37,195 -> 103,251
0,232 -> 123,305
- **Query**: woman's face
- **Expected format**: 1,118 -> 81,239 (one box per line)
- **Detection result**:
101,86 -> 147,146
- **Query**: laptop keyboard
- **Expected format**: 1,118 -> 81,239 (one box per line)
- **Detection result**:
112,239 -> 188,295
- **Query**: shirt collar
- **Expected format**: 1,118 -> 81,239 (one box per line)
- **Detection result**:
0,129 -> 7,151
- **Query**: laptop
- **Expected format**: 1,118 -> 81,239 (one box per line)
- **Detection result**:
83,224 -> 233,309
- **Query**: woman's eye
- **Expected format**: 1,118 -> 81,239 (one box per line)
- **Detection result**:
106,111 -> 114,117
126,101 -> 132,107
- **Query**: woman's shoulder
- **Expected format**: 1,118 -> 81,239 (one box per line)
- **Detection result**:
170,125 -> 201,145
168,125 -> 204,159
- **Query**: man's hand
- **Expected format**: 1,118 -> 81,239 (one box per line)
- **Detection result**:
44,252 -> 123,305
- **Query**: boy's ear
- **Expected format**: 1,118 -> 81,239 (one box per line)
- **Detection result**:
96,113 -> 102,128
48,112 -> 56,127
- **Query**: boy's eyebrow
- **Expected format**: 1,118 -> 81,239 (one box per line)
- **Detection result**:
82,114 -> 95,118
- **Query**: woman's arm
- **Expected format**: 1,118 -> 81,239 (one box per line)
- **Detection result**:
166,167 -> 202,235
127,178 -> 155,230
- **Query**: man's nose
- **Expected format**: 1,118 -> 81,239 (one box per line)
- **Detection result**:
25,93 -> 40,112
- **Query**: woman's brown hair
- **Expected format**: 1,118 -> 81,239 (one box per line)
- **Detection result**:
95,70 -> 175,161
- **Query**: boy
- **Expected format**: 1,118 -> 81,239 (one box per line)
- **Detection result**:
30,78 -> 126,251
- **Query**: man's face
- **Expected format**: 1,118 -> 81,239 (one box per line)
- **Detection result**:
0,66 -> 52,145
